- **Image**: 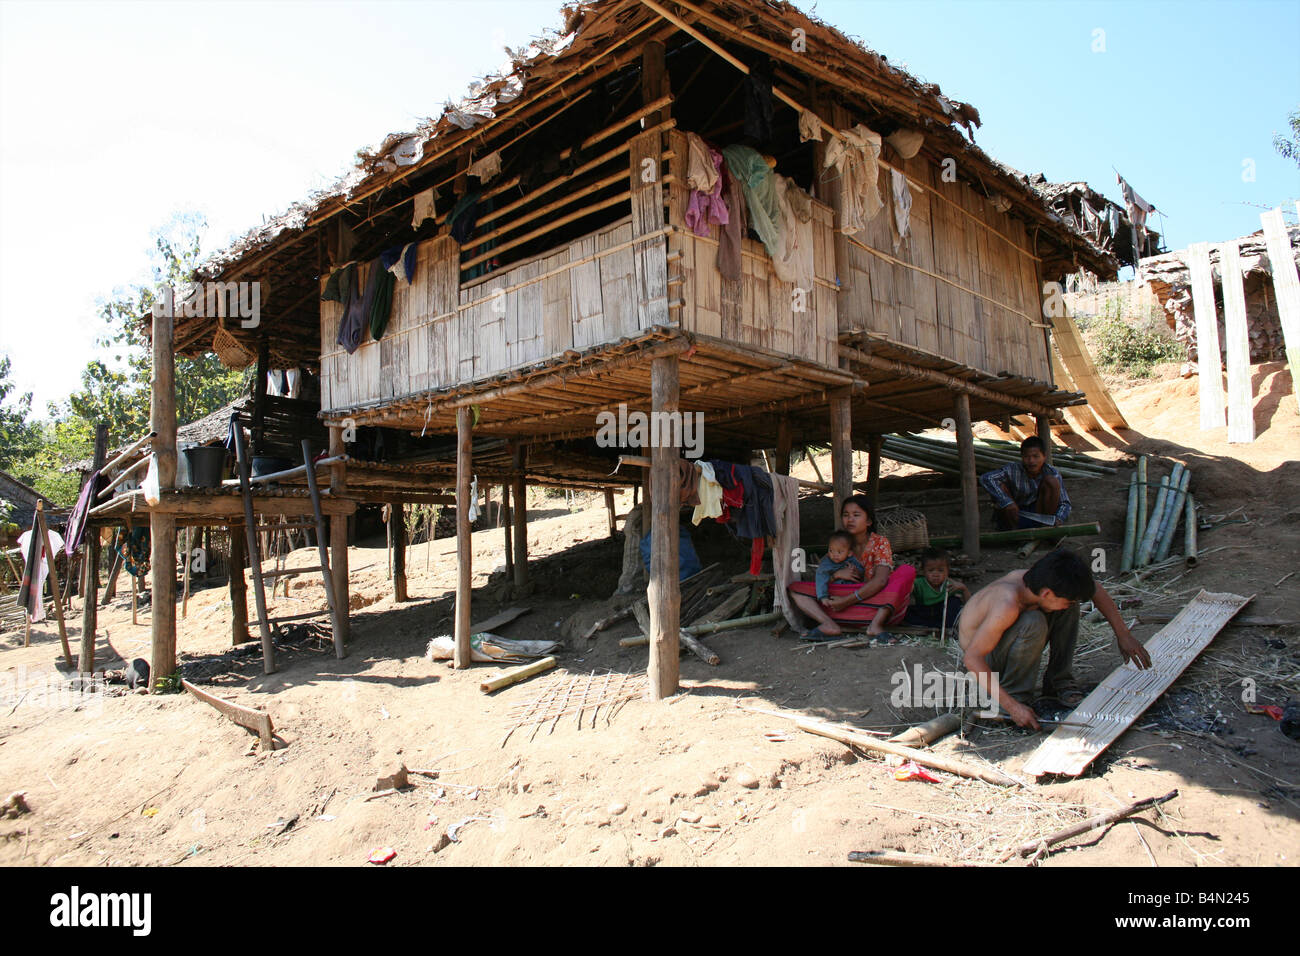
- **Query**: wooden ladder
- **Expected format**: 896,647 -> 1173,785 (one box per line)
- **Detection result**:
231,421 -> 344,674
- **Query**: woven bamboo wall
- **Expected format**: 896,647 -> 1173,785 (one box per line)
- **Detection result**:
837,153 -> 1049,381
320,218 -> 669,413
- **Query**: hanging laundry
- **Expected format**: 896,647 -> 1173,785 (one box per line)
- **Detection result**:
769,472 -> 803,631
798,109 -> 823,143
692,461 -> 724,525
468,150 -> 502,183
677,458 -> 701,507
771,175 -> 814,290
891,168 -> 913,251
113,527 -> 150,578
717,166 -> 748,282
412,187 -> 437,229
685,142 -> 729,238
823,124 -> 884,234
382,242 -> 419,285
16,524 -> 44,621
336,263 -> 366,354
64,471 -> 104,557
361,257 -> 397,341
1116,172 -> 1155,256
320,261 -> 356,303
722,145 -> 782,259
448,191 -> 482,244
685,133 -> 719,193
885,128 -> 924,160
742,59 -> 775,145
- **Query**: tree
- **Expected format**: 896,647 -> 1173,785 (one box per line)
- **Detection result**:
0,355 -> 39,471
1273,107 -> 1300,170
66,213 -> 249,448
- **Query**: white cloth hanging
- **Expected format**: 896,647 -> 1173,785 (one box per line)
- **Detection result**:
891,168 -> 913,250
17,527 -> 63,623
823,124 -> 884,235
412,187 -> 437,229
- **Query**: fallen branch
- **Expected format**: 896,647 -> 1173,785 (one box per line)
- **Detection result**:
582,604 -> 636,640
848,850 -> 990,867
794,716 -> 1022,787
999,789 -> 1179,862
181,679 -> 274,750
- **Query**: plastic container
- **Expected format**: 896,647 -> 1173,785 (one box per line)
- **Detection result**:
184,445 -> 227,488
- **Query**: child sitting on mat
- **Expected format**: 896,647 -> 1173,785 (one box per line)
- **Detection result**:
815,531 -> 865,609
904,547 -> 970,629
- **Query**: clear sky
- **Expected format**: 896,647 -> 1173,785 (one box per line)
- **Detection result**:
1,0 -> 1297,415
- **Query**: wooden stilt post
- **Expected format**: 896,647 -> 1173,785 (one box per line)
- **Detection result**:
454,407 -> 473,669
392,503 -> 408,602
35,503 -> 72,665
102,548 -> 121,603
776,417 -> 792,476
511,445 -> 528,586
955,393 -> 980,561
605,488 -> 617,537
1035,414 -> 1053,466
866,433 -> 884,512
648,354 -> 681,700
829,391 -> 853,518
79,423 -> 108,673
181,527 -> 192,618
328,425 -> 350,651
229,527 -> 248,645
502,483 -> 514,580
149,290 -> 177,690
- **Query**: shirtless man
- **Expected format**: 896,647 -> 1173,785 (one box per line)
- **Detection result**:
958,548 -> 1152,730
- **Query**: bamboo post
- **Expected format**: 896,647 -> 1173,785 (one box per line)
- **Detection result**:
479,656 -> 557,694
865,434 -> 883,511
328,425 -> 350,648
102,548 -> 121,603
1183,495 -> 1198,567
149,291 -> 177,690
510,445 -> 528,586
648,354 -> 681,700
392,503 -> 408,602
502,482 -> 514,580
1134,474 -> 1170,568
776,417 -> 792,476
1154,467 -> 1192,563
454,406 -> 473,669
35,503 -> 72,666
1135,456 -> 1148,548
1035,413 -> 1053,466
229,528 -> 249,645
829,392 -> 853,518
79,422 -> 108,673
955,394 -> 980,560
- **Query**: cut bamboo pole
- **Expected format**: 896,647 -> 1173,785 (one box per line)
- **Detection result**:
887,712 -> 961,748
1135,456 -> 1148,545
1133,474 -> 1170,568
795,716 -> 1022,787
100,430 -> 156,477
927,522 -> 1099,549
1183,494 -> 1198,567
1154,467 -> 1191,563
1002,790 -> 1178,861
1119,471 -> 1139,573
479,656 -> 557,694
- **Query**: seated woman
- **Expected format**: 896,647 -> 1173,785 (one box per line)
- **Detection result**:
787,494 -> 917,641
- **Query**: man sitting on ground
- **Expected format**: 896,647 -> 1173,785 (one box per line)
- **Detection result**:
979,436 -> 1071,529
958,548 -> 1152,730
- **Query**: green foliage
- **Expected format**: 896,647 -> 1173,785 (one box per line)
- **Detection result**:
1273,107 -> 1300,170
1088,307 -> 1186,377
65,212 -> 248,449
6,416 -> 91,505
0,355 -> 39,472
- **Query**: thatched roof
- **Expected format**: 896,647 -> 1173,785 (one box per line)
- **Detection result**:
175,0 -> 1118,368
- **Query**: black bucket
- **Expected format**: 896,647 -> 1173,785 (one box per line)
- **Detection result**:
184,445 -> 227,488
252,456 -> 293,479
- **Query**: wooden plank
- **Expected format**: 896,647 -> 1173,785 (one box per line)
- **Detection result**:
1051,308 -> 1129,429
1259,209 -> 1300,411
1049,348 -> 1105,432
1023,590 -> 1251,777
1220,240 -> 1255,443
1186,241 -> 1226,429
182,679 -> 275,750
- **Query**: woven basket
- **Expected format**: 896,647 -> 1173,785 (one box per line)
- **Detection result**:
213,325 -> 255,369
876,506 -> 929,552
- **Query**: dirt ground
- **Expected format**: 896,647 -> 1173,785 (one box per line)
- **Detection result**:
1,363 -> 1297,867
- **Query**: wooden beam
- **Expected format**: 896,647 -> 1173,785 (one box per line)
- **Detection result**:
865,433 -> 883,511
182,679 -> 274,750
150,290 -> 178,690
1220,240 -> 1255,443
1035,413 -> 1053,466
954,394 -> 980,561
455,407 -> 473,669
1186,241 -> 1226,430
775,416 -> 792,476
648,354 -> 680,700
511,445 -> 528,586
502,482 -> 514,579
829,393 -> 852,518
328,426 -> 350,649
391,503 -> 408,602
228,530 -> 249,645
1260,208 -> 1300,412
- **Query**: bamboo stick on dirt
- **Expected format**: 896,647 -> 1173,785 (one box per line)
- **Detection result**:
1184,495 -> 1198,567
795,716 -> 1022,786
886,712 -> 961,748
479,656 -> 556,694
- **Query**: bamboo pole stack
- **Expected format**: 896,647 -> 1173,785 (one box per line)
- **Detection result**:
1124,456 -> 1198,571
879,434 -> 1114,480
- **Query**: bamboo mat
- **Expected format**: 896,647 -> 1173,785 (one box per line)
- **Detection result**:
1023,590 -> 1252,777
